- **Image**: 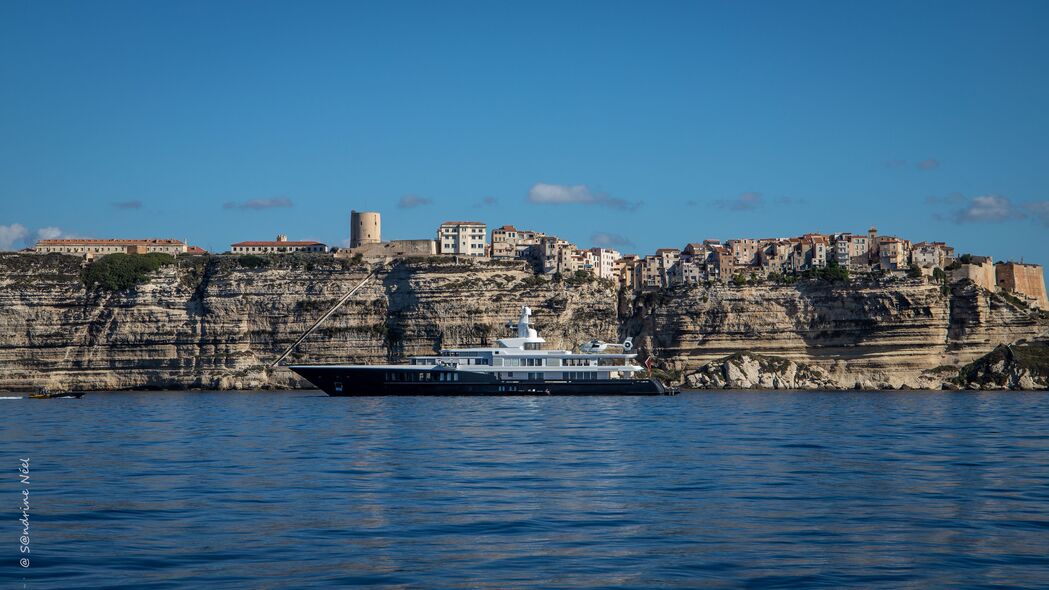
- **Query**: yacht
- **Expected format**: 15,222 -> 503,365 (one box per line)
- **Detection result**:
289,306 -> 677,396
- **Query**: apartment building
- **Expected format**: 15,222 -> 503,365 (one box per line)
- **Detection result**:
490,225 -> 545,259
437,221 -> 487,256
911,242 -> 955,269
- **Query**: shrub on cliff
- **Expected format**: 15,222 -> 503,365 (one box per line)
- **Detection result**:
237,254 -> 269,269
805,261 -> 849,282
81,253 -> 176,291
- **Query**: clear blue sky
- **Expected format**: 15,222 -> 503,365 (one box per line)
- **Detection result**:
2,0 -> 1048,264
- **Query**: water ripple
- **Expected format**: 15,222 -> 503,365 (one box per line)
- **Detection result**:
3,390 -> 1049,588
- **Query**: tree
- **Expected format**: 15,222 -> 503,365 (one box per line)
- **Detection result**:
81,253 -> 176,291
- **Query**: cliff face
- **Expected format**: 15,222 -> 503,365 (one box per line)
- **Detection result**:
1,253 -> 1046,391
0,254 -> 617,391
622,279 -> 1048,389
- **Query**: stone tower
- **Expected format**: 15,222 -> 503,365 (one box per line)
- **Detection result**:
349,211 -> 381,248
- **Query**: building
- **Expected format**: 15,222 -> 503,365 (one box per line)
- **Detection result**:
230,234 -> 327,254
589,248 -> 621,280
911,242 -> 955,269
951,255 -> 996,292
349,211 -> 381,248
877,237 -> 909,271
759,240 -> 792,274
831,233 -> 871,268
438,221 -> 487,256
995,262 -> 1048,310
726,238 -> 760,267
491,225 -> 546,259
616,255 -> 642,290
537,236 -> 575,274
34,238 -> 188,258
709,245 -> 736,282
792,234 -> 829,271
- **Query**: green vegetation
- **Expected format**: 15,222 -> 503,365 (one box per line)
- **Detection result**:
1001,291 -> 1030,309
800,261 -> 849,282
907,263 -> 923,279
80,253 -> 176,291
521,274 -> 548,287
237,254 -> 270,269
932,266 -> 950,295
564,270 -> 596,285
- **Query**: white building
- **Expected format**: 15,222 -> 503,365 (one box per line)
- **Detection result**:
34,238 -> 188,258
438,221 -> 487,256
589,248 -> 621,280
230,234 -> 327,254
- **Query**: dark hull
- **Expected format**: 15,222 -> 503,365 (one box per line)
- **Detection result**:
289,366 -> 676,396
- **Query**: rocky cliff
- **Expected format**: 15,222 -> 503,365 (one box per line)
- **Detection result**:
0,254 -> 618,391
622,278 -> 1049,389
1,253 -> 1046,391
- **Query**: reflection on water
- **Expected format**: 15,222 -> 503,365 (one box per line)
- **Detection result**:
4,391 -> 1049,588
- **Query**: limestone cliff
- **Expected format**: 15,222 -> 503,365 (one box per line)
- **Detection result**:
622,278 -> 1049,389
0,254 -> 617,391
1,254 -> 1046,391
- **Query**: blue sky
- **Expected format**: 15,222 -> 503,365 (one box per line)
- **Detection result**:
2,0 -> 1048,264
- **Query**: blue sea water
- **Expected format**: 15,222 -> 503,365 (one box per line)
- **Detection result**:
3,390 -> 1049,589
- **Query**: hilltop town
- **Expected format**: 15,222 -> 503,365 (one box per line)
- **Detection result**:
24,208 -> 1049,310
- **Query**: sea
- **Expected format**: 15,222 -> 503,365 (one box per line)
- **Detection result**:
3,390 -> 1049,589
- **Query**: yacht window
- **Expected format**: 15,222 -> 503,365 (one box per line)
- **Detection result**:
548,358 -> 560,367
493,358 -> 503,366
511,358 -> 521,367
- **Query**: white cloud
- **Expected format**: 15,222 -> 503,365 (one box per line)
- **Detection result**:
0,223 -> 29,250
397,195 -> 432,209
591,232 -> 633,248
223,197 -> 293,210
932,194 -> 1021,223
36,226 -> 66,240
1025,201 -> 1049,226
714,192 -> 763,211
526,183 -> 640,211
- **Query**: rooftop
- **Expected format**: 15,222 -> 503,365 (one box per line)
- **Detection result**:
36,238 -> 185,246
231,240 -> 325,247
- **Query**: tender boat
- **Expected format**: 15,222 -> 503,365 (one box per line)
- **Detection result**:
290,306 -> 677,396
